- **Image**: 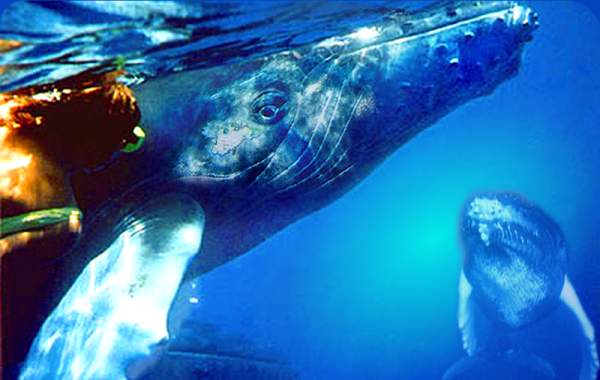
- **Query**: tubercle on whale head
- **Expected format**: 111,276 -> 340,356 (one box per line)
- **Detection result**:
315,1 -> 539,160
310,1 -> 538,55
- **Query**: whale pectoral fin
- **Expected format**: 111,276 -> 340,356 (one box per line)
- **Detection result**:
20,194 -> 205,380
458,269 -> 475,354
458,270 -> 477,355
458,269 -> 494,356
560,275 -> 599,380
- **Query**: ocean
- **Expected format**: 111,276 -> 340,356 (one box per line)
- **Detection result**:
1,1 -> 599,379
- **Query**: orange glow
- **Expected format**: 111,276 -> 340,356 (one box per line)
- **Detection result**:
0,92 -> 70,211
0,127 -> 34,200
0,70 -> 138,250
0,70 -> 139,209
0,39 -> 22,53
0,122 -> 37,253
0,125 -> 72,253
0,231 -> 32,256
0,92 -> 52,132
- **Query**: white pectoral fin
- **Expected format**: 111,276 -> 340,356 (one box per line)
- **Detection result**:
20,194 -> 205,380
457,269 -> 494,356
560,275 -> 599,380
458,269 -> 478,355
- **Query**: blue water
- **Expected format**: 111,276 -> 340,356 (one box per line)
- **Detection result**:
2,1 -> 600,379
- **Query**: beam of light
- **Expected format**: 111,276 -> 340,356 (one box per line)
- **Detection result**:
20,198 -> 204,380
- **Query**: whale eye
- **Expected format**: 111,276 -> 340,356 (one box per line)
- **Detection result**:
259,105 -> 277,119
252,91 -> 287,124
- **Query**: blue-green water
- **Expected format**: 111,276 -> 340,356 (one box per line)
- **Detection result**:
1,1 -> 599,379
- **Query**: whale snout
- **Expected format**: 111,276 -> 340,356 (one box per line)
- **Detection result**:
459,193 -> 541,265
335,1 -> 540,160
394,1 -> 540,43
511,4 -> 540,36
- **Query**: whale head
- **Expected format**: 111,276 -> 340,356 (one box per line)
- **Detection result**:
460,192 -> 567,327
73,1 -> 538,273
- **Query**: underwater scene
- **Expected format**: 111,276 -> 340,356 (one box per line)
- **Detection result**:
0,1 -> 599,379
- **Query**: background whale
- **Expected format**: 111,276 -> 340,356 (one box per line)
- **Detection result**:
0,1 -> 537,379
449,192 -> 598,380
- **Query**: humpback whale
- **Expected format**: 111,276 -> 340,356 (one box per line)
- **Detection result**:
451,192 -> 598,380
8,1 -> 538,379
